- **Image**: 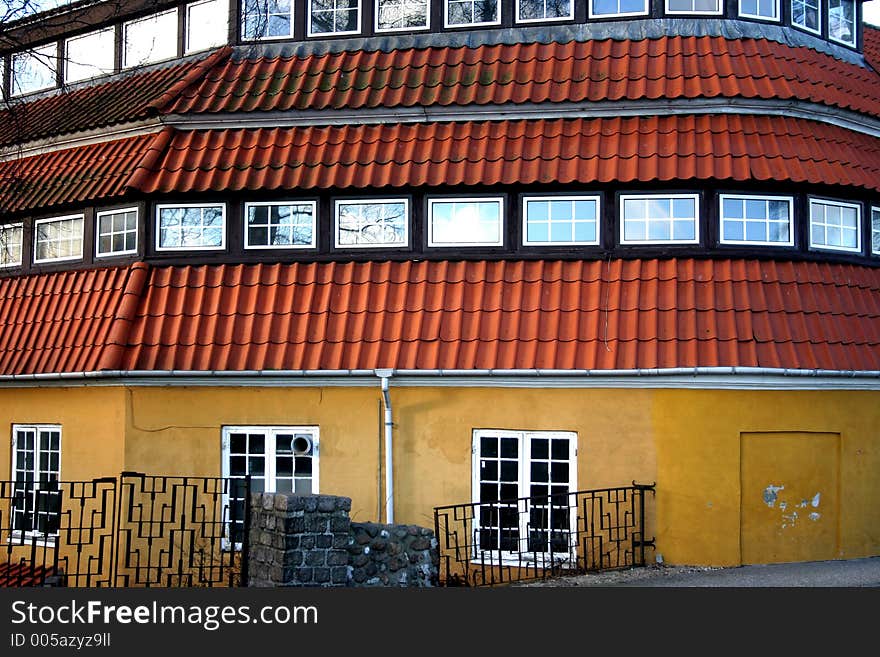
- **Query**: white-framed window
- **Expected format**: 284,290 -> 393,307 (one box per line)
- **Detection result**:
619,194 -> 699,244
123,10 -> 179,68
588,0 -> 648,17
828,0 -> 856,46
472,429 -> 577,563
809,198 -> 861,252
156,204 -> 226,251
376,0 -> 430,30
96,208 -> 139,257
719,194 -> 794,246
34,215 -> 84,264
522,195 -> 600,246
872,206 -> 880,256
187,0 -> 230,53
791,0 -> 821,33
445,0 -> 501,27
428,197 -> 504,247
335,199 -> 409,248
0,223 -> 23,268
242,0 -> 293,40
738,0 -> 780,20
245,201 -> 318,249
516,0 -> 574,22
11,425 -> 62,542
309,0 -> 361,36
11,44 -> 57,97
65,29 -> 115,84
666,0 -> 722,13
222,426 -> 319,545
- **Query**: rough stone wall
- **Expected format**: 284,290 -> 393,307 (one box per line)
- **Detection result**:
347,522 -> 439,587
248,493 -> 352,587
248,493 -> 438,587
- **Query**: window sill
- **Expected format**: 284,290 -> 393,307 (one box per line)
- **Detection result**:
8,532 -> 57,548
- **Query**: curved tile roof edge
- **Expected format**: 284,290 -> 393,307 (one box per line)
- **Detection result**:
232,18 -> 868,66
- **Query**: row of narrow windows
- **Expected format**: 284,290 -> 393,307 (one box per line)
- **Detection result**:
1,192 -> 878,267
0,0 -> 860,98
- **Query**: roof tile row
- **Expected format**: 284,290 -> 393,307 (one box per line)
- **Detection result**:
129,115 -> 880,194
0,50 -> 225,149
5,258 -> 875,376
167,36 -> 880,119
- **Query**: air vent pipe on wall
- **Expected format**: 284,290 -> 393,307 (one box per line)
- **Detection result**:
376,369 -> 394,524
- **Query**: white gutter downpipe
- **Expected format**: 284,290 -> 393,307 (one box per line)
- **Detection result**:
376,369 -> 394,524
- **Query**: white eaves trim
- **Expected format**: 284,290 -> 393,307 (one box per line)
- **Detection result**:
0,367 -> 878,390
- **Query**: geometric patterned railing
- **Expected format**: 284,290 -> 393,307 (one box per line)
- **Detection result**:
0,473 -> 250,588
434,482 -> 655,587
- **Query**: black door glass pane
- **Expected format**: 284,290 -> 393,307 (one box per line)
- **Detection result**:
481,436 -> 497,457
49,433 -> 59,451
294,456 -> 312,475
480,460 -> 498,481
276,456 -> 293,476
49,454 -> 59,472
251,477 -> 265,493
531,461 -> 548,483
499,529 -> 519,551
480,506 -> 498,527
40,432 -> 49,450
531,438 -> 549,459
276,434 -> 294,454
551,438 -> 569,460
499,483 -> 518,501
248,434 -> 265,453
499,506 -> 518,529
480,482 -> 498,503
230,433 -> 247,454
500,437 -> 517,458
550,485 -> 569,502
500,460 -> 518,482
229,456 -> 246,476
528,530 -> 548,553
479,528 -> 497,550
551,462 -> 569,483
276,479 -> 293,493
39,453 -> 48,472
530,484 -> 548,503
551,508 -> 569,530
529,507 -> 548,528
248,456 -> 265,475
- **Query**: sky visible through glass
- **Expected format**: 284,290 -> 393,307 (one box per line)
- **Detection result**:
7,0 -> 880,26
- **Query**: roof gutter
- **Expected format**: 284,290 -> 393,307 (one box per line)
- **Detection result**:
0,368 -> 878,390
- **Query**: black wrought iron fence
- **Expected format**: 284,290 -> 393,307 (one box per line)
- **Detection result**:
0,473 -> 250,588
433,482 -> 655,586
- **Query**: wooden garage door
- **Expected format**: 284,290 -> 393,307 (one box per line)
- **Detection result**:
740,432 -> 839,565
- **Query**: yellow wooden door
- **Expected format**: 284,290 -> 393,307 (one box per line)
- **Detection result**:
740,432 -> 839,565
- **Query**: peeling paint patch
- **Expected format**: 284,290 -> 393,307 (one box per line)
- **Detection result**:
812,493 -> 821,508
763,484 -> 784,507
809,512 -> 821,521
779,501 -> 788,511
781,511 -> 798,529
798,499 -> 808,508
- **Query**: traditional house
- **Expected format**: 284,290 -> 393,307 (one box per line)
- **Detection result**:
0,0 -> 878,573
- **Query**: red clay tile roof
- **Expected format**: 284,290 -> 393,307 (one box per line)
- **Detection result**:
0,48 -> 229,149
0,263 -> 147,375
119,259 -> 880,373
0,562 -> 55,587
165,37 -> 880,119
127,116 -> 880,194
863,25 -> 880,71
0,133 -> 158,216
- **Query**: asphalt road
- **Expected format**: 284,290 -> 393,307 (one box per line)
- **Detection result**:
615,557 -> 880,587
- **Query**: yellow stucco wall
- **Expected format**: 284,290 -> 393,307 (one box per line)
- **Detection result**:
654,389 -> 880,566
121,386 -> 657,528
0,387 -> 125,480
1,383 -> 877,567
